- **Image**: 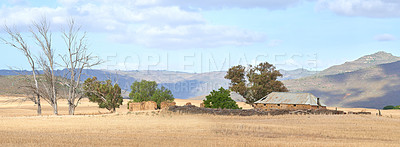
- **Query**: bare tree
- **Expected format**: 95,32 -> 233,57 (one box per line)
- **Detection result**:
60,19 -> 102,115
1,25 -> 42,115
31,18 -> 58,115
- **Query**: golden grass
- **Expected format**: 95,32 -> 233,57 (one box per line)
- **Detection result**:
0,96 -> 121,116
1,112 -> 400,146
0,97 -> 253,117
0,96 -> 400,146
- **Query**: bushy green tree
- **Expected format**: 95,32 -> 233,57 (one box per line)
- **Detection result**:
225,62 -> 288,104
203,87 -> 240,109
129,80 -> 157,102
151,86 -> 174,107
128,80 -> 174,108
83,77 -> 123,113
383,105 -> 395,110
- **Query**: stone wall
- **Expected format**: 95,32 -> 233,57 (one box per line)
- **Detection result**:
254,103 -> 326,111
129,101 -> 157,111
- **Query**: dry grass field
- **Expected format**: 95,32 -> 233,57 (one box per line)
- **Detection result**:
0,96 -> 253,117
1,96 -> 400,146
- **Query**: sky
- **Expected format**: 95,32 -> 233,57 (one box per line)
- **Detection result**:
0,0 -> 398,73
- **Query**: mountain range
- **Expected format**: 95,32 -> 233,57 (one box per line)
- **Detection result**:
317,51 -> 400,76
1,51 -> 399,109
284,51 -> 400,109
0,67 -> 312,99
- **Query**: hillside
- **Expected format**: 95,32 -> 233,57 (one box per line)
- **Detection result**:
284,60 -> 400,109
0,75 -> 70,97
318,51 -> 400,76
0,75 -> 30,96
279,68 -> 319,80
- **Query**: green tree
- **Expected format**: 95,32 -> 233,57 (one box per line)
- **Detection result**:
151,86 -> 174,107
203,87 -> 240,109
395,105 -> 400,109
83,77 -> 123,113
225,62 -> 288,105
129,80 -> 157,102
128,80 -> 174,108
383,105 -> 395,110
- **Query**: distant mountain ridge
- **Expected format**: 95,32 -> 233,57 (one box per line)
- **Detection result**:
279,68 -> 319,80
318,51 -> 400,76
284,51 -> 400,109
0,68 -> 314,99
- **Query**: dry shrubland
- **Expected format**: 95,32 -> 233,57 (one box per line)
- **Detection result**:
0,96 -> 400,146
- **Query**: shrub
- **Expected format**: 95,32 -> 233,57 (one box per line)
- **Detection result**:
83,77 -> 123,113
203,87 -> 241,109
383,105 -> 395,110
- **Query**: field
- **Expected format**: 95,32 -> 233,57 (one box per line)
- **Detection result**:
1,96 -> 400,146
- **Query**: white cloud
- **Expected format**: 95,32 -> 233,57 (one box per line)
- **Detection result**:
57,0 -> 303,10
374,33 -> 396,41
0,1 -> 266,49
111,25 -> 265,49
157,0 -> 303,10
0,6 -> 66,26
317,0 -> 400,17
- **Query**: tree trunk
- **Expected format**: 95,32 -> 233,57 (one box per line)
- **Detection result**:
53,102 -> 58,115
32,69 -> 41,115
37,94 -> 41,115
67,85 -> 75,115
68,104 -> 75,115
52,69 -> 58,115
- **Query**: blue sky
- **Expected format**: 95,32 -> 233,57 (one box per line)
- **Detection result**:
0,0 -> 398,73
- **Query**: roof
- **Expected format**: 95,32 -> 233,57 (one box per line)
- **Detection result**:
254,92 -> 326,106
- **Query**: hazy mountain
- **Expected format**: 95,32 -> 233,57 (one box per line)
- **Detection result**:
0,68 -> 309,99
284,52 -> 400,109
279,68 -> 319,80
318,51 -> 400,76
0,69 -> 229,99
94,69 -> 316,99
109,70 -> 230,99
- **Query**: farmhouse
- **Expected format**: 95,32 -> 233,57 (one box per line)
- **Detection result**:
254,92 -> 326,111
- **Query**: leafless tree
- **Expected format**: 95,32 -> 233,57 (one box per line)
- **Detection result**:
1,25 -> 42,115
31,18 -> 58,115
60,19 -> 102,115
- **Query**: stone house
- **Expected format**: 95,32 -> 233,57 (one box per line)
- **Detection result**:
254,92 -> 326,110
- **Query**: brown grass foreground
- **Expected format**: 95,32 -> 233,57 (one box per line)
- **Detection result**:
0,96 -> 400,146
